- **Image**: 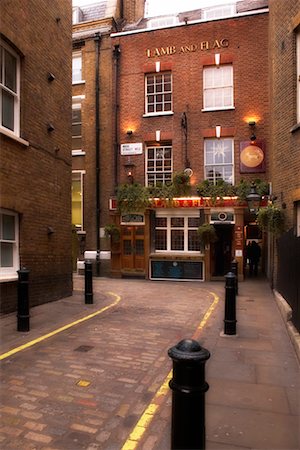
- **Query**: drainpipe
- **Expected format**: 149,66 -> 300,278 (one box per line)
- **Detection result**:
95,32 -> 101,277
113,44 -> 121,187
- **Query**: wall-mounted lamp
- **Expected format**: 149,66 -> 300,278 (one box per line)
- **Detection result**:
126,130 -> 133,136
155,61 -> 160,73
215,53 -> 220,66
155,130 -> 161,142
248,120 -> 256,143
47,123 -> 55,132
215,125 -> 221,139
124,159 -> 136,183
246,182 -> 261,214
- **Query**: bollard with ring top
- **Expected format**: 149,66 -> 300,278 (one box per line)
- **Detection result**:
224,271 -> 237,335
17,267 -> 30,332
84,260 -> 93,304
168,339 -> 210,450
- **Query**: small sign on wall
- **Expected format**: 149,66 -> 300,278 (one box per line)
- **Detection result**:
121,143 -> 143,155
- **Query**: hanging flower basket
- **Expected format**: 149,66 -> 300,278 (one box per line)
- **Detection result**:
104,224 -> 120,243
197,223 -> 218,246
257,205 -> 285,236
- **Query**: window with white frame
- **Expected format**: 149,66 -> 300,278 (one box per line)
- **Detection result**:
0,40 -> 20,136
72,171 -> 84,230
203,4 -> 236,20
72,52 -> 83,83
203,65 -> 233,110
145,72 -> 172,114
204,138 -> 234,184
155,212 -> 202,252
0,210 -> 19,278
297,29 -> 300,123
146,145 -> 172,186
72,103 -> 82,154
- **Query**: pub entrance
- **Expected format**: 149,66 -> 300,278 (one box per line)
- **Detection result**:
211,224 -> 234,278
120,226 -> 145,275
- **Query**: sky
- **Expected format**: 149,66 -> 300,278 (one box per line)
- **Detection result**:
72,0 -> 234,16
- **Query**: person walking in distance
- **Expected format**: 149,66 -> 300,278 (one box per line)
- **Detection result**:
249,241 -> 261,276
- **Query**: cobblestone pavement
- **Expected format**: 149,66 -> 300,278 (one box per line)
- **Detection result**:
0,276 -> 299,450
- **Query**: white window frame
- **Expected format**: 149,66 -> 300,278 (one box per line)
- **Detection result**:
204,138 -> 234,184
155,209 -> 203,254
0,209 -> 19,281
72,101 -> 85,156
145,72 -> 173,115
203,65 -> 234,111
146,145 -> 173,186
0,39 -> 21,138
72,52 -> 84,84
72,170 -> 85,231
297,30 -> 300,124
147,16 -> 178,29
203,4 -> 236,20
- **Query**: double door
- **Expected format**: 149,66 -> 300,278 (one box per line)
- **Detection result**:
121,226 -> 145,271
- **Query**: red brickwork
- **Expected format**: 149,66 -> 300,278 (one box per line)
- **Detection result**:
0,0 -> 72,313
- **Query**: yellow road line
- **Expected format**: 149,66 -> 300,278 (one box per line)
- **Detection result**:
0,292 -> 121,361
122,290 -> 220,450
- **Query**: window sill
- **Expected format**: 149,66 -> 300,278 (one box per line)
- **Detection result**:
0,274 -> 18,283
143,111 -> 174,118
72,150 -> 86,156
72,80 -> 86,85
150,252 -> 204,258
0,127 -> 29,147
290,122 -> 300,133
201,107 -> 235,112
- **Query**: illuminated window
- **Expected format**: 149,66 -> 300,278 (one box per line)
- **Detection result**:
0,40 -> 20,136
155,213 -> 201,252
204,138 -> 234,184
146,145 -> 172,186
0,209 -> 19,279
145,72 -> 172,114
203,65 -> 233,110
72,171 -> 84,230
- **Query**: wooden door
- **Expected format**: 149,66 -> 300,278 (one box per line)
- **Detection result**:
121,226 -> 145,271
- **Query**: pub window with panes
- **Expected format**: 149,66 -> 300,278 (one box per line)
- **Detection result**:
204,138 -> 234,184
145,72 -> 172,114
146,145 -> 172,186
0,40 -> 20,136
203,65 -> 233,110
155,216 -> 201,252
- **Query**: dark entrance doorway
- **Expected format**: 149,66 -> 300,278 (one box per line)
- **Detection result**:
211,224 -> 234,277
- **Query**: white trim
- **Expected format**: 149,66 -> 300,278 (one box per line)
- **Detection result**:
143,111 -> 174,118
111,9 -> 269,37
72,150 -> 86,156
0,126 -> 29,146
201,106 -> 235,112
72,95 -> 85,100
72,80 -> 86,86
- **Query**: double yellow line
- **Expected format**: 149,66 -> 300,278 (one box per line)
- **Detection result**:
122,291 -> 220,450
0,292 -> 121,361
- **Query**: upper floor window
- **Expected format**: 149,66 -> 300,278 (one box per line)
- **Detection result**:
72,52 -> 82,83
203,65 -> 233,110
146,145 -> 172,186
147,16 -> 178,29
0,209 -> 19,279
0,40 -> 20,136
204,138 -> 234,184
203,4 -> 236,20
72,103 -> 82,154
297,30 -> 300,123
145,72 -> 172,115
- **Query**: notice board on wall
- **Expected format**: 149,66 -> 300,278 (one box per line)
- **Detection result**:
150,260 -> 204,281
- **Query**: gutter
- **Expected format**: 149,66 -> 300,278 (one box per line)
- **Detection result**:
95,32 -> 101,277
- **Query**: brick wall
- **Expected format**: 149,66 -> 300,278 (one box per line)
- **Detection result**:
0,0 -> 73,313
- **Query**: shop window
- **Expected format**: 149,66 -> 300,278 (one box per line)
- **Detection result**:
0,209 -> 19,279
72,171 -> 84,231
204,138 -> 234,184
72,103 -> 82,154
145,72 -> 172,114
146,145 -> 172,186
72,52 -> 83,83
0,40 -> 20,136
203,65 -> 233,110
155,214 -> 201,252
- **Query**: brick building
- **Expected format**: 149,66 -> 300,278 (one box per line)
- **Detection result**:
108,0 -> 270,281
268,0 -> 300,331
0,1 -> 72,313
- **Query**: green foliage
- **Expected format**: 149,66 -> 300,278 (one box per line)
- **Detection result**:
172,172 -> 191,196
104,224 -> 120,242
197,223 -> 218,245
257,205 -> 285,236
234,179 -> 269,200
117,183 -> 151,213
196,179 -> 234,203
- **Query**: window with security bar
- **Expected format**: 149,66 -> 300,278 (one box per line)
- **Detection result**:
145,72 -> 172,114
204,138 -> 234,184
146,146 -> 172,186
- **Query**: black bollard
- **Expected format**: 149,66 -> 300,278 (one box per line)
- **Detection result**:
17,268 -> 30,332
231,259 -> 238,295
85,260 -> 93,304
168,339 -> 210,450
224,272 -> 237,335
